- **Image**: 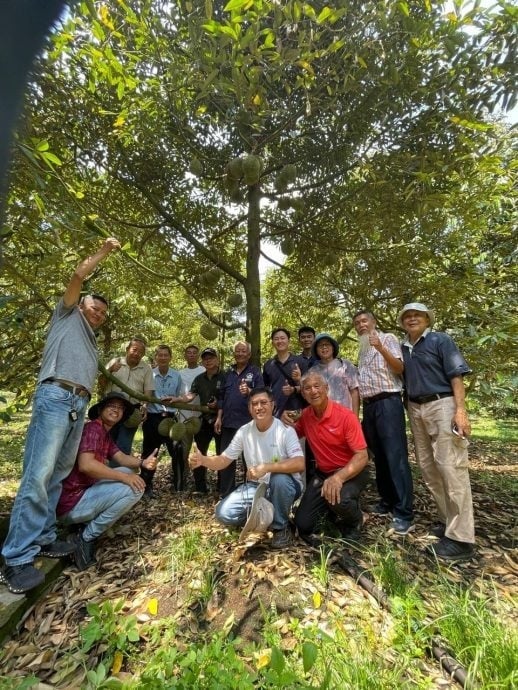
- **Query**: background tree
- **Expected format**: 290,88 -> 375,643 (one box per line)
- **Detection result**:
1,0 -> 516,411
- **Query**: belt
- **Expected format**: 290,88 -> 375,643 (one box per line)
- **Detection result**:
42,379 -> 90,398
148,412 -> 177,418
408,392 -> 453,405
363,391 -> 401,405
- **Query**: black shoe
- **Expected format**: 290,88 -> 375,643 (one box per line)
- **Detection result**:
339,514 -> 364,544
370,502 -> 392,517
298,532 -> 323,549
74,534 -> 97,571
426,537 -> 475,562
271,526 -> 292,549
39,539 -> 76,558
0,563 -> 45,594
143,487 -> 157,500
429,522 -> 446,538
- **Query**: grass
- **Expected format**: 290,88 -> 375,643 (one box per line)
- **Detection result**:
470,416 -> 518,444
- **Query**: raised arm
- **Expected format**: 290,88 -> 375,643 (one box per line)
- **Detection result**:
63,237 -> 120,307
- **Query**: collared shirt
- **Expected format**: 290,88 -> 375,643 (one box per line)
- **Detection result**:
295,400 -> 366,474
147,367 -> 182,414
57,419 -> 119,516
402,330 -> 472,398
263,353 -> 308,416
357,331 -> 403,398
178,365 -> 206,420
218,363 -> 264,429
300,351 -> 317,368
105,357 -> 154,403
190,370 -> 226,421
310,358 -> 359,410
224,417 -> 304,490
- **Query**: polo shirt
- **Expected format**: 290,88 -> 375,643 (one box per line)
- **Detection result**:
190,370 -> 226,421
57,419 -> 120,516
357,331 -> 403,398
105,357 -> 154,403
262,353 -> 308,416
295,400 -> 366,474
218,363 -> 264,429
147,367 -> 182,414
402,331 -> 471,399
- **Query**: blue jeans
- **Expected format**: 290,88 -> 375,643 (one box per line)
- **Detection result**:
60,468 -> 143,541
362,395 -> 414,521
215,474 -> 301,531
2,384 -> 89,566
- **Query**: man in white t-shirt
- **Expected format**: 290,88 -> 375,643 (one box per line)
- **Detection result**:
178,344 -> 205,422
189,387 -> 304,548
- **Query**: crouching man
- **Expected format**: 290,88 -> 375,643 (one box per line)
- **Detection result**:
57,392 -> 158,570
282,372 -> 369,545
189,387 -> 304,549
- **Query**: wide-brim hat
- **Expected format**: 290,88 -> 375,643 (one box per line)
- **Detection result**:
88,392 -> 134,422
239,482 -> 274,542
397,302 -> 435,329
312,332 -> 339,360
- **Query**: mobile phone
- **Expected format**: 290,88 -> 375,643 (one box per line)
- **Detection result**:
451,423 -> 463,438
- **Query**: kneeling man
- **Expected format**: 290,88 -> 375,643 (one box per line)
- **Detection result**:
189,387 -> 304,549
57,392 -> 158,570
283,372 -> 369,544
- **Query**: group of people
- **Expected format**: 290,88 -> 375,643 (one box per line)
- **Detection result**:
0,239 -> 476,595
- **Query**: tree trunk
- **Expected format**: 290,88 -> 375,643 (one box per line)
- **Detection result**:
245,183 -> 262,366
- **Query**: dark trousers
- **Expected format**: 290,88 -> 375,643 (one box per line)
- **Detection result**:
295,468 -> 369,535
141,414 -> 184,490
362,395 -> 414,521
192,418 -> 221,492
218,426 -> 248,498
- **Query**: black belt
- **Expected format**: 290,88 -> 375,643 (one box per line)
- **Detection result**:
363,391 -> 401,405
408,392 -> 453,405
42,379 -> 90,398
148,412 -> 177,418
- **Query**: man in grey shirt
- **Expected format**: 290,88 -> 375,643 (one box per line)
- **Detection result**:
1,238 -> 120,594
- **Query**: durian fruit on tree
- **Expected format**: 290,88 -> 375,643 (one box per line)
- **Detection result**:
275,163 -> 297,193
123,408 -> 142,429
242,154 -> 262,186
189,157 -> 203,176
158,418 -> 174,437
200,267 -> 222,288
280,237 -> 295,255
184,417 -> 202,435
227,157 -> 244,180
200,323 -> 218,340
227,293 -> 243,308
170,422 -> 187,441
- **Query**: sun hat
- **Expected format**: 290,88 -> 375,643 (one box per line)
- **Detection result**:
88,392 -> 134,422
312,332 -> 339,360
239,482 -> 274,542
397,302 -> 435,329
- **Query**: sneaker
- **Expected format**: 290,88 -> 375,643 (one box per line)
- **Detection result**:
429,522 -> 446,538
271,526 -> 292,549
426,537 -> 475,563
0,563 -> 45,594
370,502 -> 392,517
390,518 -> 415,536
74,534 -> 97,571
39,540 -> 76,558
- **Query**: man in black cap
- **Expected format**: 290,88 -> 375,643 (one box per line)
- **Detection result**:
183,348 -> 225,493
57,392 -> 158,570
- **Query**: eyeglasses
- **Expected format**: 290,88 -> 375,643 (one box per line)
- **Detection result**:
250,399 -> 273,408
105,403 -> 126,412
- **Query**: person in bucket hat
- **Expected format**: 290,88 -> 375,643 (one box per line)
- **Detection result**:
56,393 -> 159,571
189,387 -> 304,549
399,302 -> 475,562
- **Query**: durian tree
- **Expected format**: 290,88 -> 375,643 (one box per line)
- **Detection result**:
1,0 -> 516,381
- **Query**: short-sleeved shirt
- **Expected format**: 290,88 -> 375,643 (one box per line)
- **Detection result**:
147,367 -> 182,414
104,357 -> 154,404
178,365 -> 206,420
295,400 -> 367,474
262,353 -> 308,416
401,330 -> 472,398
357,331 -> 403,398
224,418 -> 303,489
218,363 -> 264,429
310,358 -> 359,410
57,419 -> 120,516
38,299 -> 99,393
190,370 -> 226,421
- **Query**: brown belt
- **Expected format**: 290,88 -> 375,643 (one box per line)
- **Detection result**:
42,379 -> 90,398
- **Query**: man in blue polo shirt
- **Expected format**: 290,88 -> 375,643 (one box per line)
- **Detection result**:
263,328 -> 308,419
399,302 -> 475,562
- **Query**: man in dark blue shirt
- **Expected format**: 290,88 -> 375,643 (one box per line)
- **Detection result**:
399,302 -> 475,562
263,328 -> 308,418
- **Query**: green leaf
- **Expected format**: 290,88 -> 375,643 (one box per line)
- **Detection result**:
302,641 -> 318,673
269,646 -> 285,673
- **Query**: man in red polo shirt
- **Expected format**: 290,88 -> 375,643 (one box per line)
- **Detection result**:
283,371 -> 369,544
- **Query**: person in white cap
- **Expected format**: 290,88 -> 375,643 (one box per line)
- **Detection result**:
189,386 -> 304,549
398,302 -> 475,562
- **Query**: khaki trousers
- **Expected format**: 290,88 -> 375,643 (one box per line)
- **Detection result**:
407,397 -> 475,543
